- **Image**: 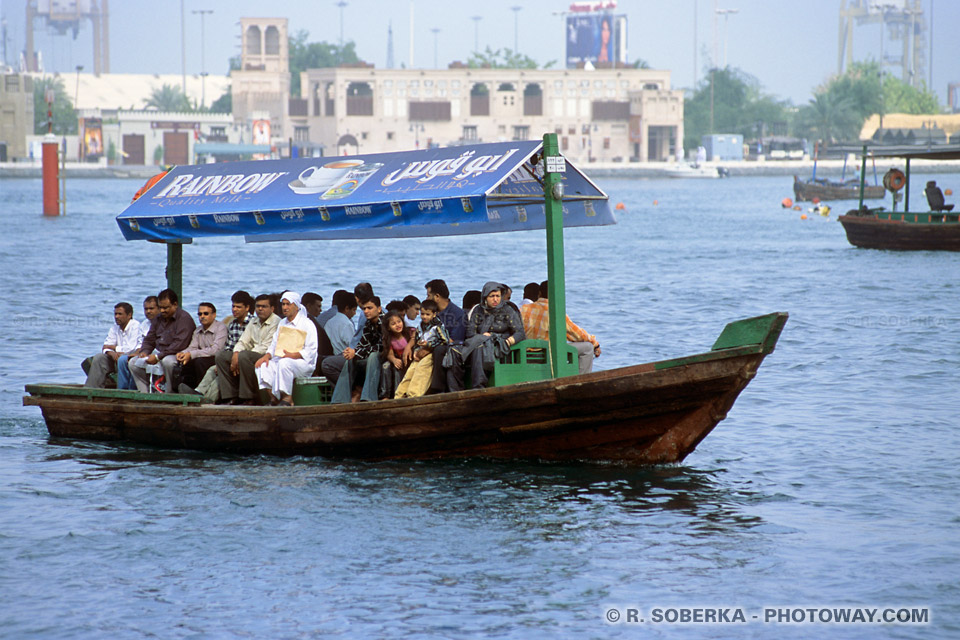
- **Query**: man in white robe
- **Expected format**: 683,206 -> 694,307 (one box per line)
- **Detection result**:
255,291 -> 318,405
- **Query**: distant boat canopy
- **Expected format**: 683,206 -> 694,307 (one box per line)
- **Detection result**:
116,141 -> 615,243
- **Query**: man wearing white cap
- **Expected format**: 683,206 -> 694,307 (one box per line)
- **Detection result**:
255,291 -> 318,406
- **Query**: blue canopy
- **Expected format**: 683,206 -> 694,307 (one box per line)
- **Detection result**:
116,141 -> 615,242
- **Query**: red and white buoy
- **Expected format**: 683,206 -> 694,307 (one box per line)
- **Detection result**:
41,87 -> 60,216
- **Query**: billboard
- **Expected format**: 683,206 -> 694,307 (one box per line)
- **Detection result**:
566,14 -> 627,68
79,117 -> 103,161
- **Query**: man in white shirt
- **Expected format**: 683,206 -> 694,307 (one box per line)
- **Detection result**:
116,296 -> 159,390
83,302 -> 142,388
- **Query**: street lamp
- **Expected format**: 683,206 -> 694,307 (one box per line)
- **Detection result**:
715,7 -> 738,68
409,123 -> 424,149
336,1 -> 348,51
431,28 -> 440,68
74,64 -> 83,113
470,16 -> 481,54
193,9 -> 213,109
511,6 -> 522,56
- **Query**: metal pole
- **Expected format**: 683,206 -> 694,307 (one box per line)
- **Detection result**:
193,9 -> 213,108
858,145 -> 868,210
431,27 -> 440,68
166,243 -> 183,304
471,16 -> 481,53
180,0 -> 186,95
511,6 -> 521,56
542,133 -> 567,379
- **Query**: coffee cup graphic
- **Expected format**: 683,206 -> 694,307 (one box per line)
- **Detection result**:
290,159 -> 365,194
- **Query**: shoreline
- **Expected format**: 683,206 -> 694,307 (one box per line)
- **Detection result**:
2,158 -> 959,180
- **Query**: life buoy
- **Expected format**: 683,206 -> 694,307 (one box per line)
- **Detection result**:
883,168 -> 906,192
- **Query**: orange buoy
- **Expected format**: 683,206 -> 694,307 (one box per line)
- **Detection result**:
781,197 -> 793,208
812,197 -> 820,204
946,189 -> 954,196
653,200 -> 658,206
615,202 -> 626,210
800,214 -> 807,220
883,168 -> 906,192
793,205 -> 801,211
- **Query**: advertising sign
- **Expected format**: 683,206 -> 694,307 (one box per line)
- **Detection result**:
565,14 -> 627,68
80,117 -> 103,161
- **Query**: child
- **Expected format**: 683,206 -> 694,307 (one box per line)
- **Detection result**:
396,298 -> 450,398
379,311 -> 411,399
402,295 -> 421,330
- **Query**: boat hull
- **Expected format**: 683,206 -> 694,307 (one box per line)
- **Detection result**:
838,213 -> 960,251
25,313 -> 787,465
793,177 -> 885,202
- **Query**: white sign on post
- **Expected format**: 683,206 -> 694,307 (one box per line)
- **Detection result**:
545,156 -> 567,173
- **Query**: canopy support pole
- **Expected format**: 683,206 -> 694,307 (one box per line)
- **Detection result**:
543,133 -> 567,379
166,242 -> 183,303
858,145 -> 868,210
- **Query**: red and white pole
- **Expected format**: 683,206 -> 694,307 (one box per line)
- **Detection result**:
41,89 -> 60,216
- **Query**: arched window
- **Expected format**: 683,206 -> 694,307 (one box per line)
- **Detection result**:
264,26 -> 280,55
246,26 -> 261,55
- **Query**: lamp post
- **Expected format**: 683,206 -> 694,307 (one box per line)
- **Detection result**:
715,7 -> 738,68
192,9 -> 213,109
470,16 -> 481,54
336,1 -> 348,55
74,64 -> 83,113
511,6 -> 522,57
431,27 -> 440,68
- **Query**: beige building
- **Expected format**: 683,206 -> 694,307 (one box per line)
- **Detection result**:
295,66 -> 683,163
0,73 -> 35,161
231,17 -> 292,143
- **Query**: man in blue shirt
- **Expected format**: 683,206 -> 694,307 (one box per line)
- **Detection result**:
425,279 -> 465,393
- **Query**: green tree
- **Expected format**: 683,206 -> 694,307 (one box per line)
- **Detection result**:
33,76 -> 78,135
467,46 -> 555,70
882,76 -> 941,114
289,30 -> 359,95
144,84 -> 192,112
209,87 -> 232,114
683,67 -> 790,151
794,92 -> 860,143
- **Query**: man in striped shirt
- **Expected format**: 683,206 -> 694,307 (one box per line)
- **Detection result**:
520,280 -> 601,375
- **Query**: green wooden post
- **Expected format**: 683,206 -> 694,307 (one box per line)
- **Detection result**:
166,242 -> 183,303
858,144 -> 868,210
904,157 -> 911,212
542,133 -> 567,378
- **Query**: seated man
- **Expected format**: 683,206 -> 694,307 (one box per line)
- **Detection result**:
176,302 -> 228,392
324,290 -> 359,355
83,302 -> 142,388
215,293 -> 280,405
446,282 -> 525,391
193,291 -> 255,400
255,291 -> 318,406
302,292 -> 324,319
117,296 -> 160,390
129,288 -> 195,393
424,278 -> 465,394
925,180 -> 955,213
521,280 -> 601,375
325,294 -> 384,403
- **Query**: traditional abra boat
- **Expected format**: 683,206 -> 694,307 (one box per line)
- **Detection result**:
24,135 -> 787,464
793,143 -> 884,202
838,145 -> 960,251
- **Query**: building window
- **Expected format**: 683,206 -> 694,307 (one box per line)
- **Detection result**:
462,125 -> 478,142
386,131 -> 394,140
512,125 -> 530,141
294,126 -> 310,142
561,136 -> 569,150
603,137 -> 611,149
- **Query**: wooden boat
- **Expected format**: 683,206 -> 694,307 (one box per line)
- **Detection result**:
793,175 -> 885,202
838,145 -> 960,251
24,136 -> 787,464
24,312 -> 786,464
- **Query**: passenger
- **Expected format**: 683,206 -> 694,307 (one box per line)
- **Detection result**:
129,288 -> 196,393
385,299 -> 406,315
378,311 -> 411,399
445,282 -> 525,391
116,296 -> 159,390
302,292 -> 323,318
521,280 -> 601,374
349,282 -> 375,348
176,302 -> 228,392
425,279 -> 466,394
194,291 -> 255,401
402,294 -> 421,329
255,291 -> 318,406
323,290 -> 358,355
521,282 -> 540,307
396,299 -> 451,398
215,294 -> 280,405
499,283 -> 521,315
462,290 -> 482,321
329,295 -> 384,403
315,290 -> 344,328
82,302 -> 142,388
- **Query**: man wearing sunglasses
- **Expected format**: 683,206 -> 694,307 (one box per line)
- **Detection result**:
176,302 -> 227,392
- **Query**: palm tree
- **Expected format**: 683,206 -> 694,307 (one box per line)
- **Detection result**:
144,84 -> 192,112
799,92 -> 859,143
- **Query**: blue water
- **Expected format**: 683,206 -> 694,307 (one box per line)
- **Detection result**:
1,173 -> 959,638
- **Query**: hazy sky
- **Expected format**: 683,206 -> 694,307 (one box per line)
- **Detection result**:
2,0 -> 958,106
